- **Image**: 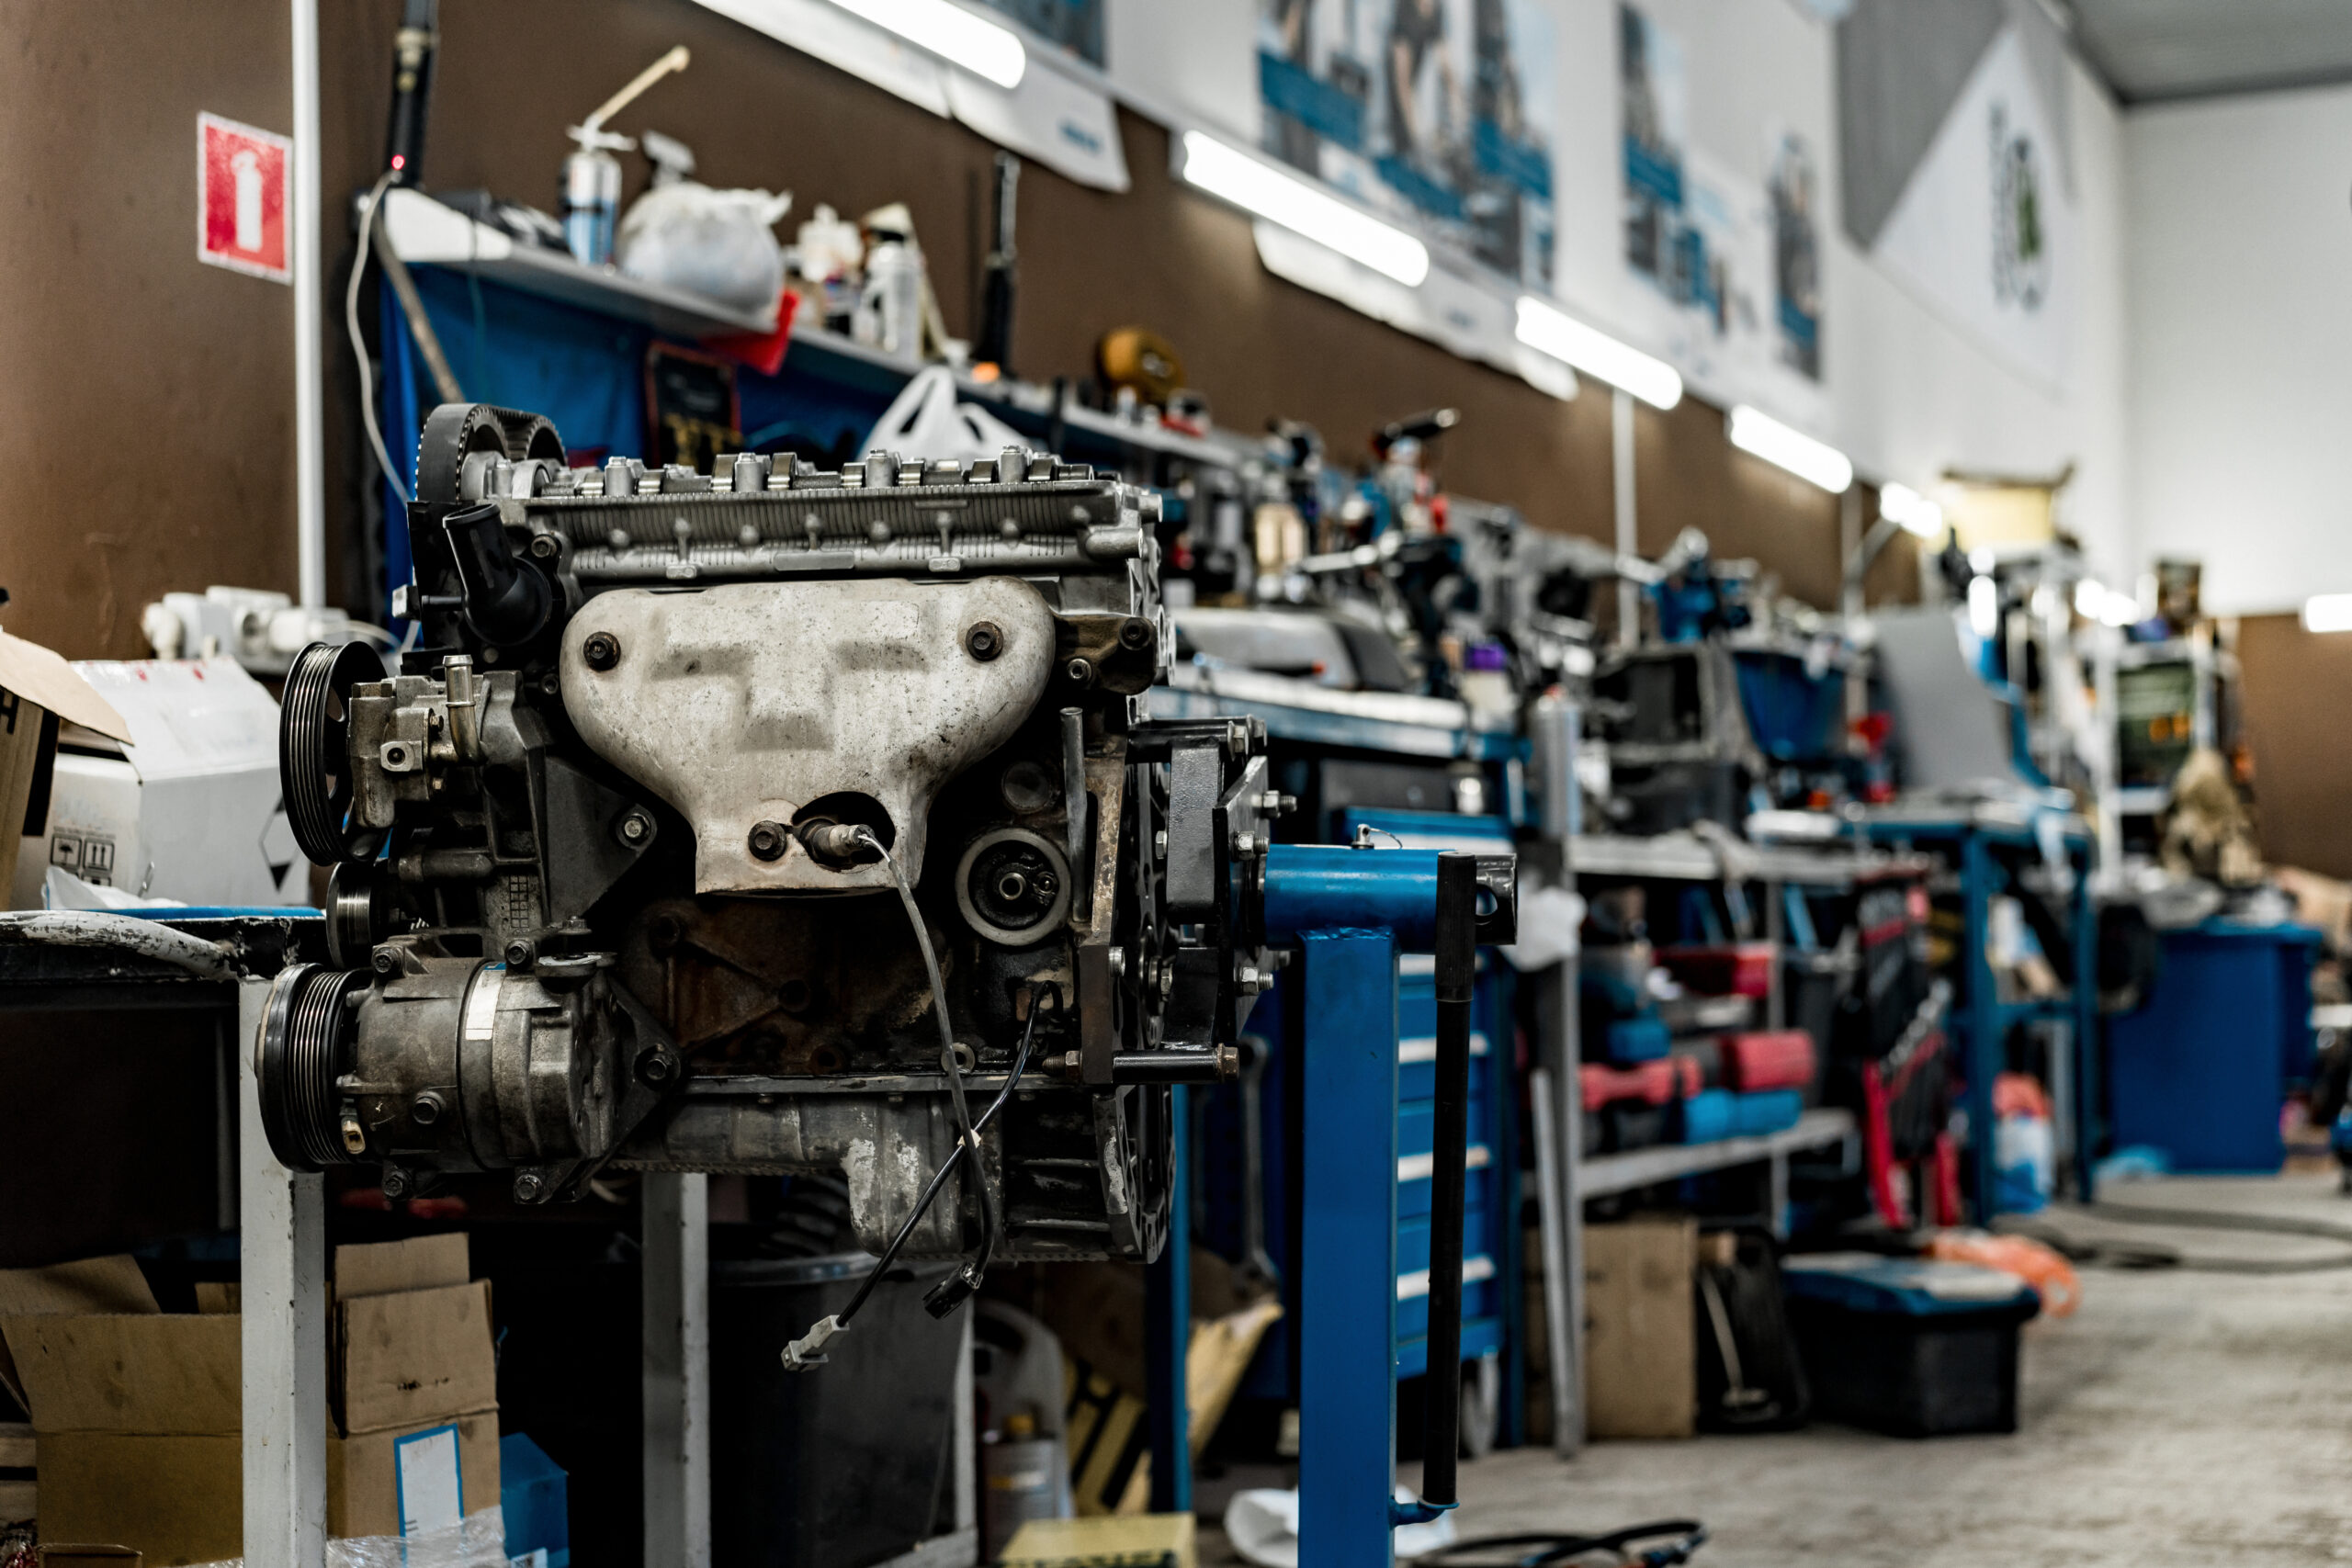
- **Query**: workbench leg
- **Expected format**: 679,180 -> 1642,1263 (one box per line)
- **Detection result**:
643,1172 -> 711,1568
1768,1152 -> 1791,1240
1962,833 -> 1998,1220
1532,961 -> 1584,1458
1148,1085 -> 1193,1513
239,976 -> 327,1568
1299,930 -> 1401,1568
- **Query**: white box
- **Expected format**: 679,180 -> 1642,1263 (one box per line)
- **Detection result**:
15,658 -> 306,908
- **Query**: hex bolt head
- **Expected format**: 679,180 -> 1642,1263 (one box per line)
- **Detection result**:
965,621 -> 1003,660
1231,830 -> 1257,857
582,631 -> 621,671
617,809 -> 653,846
1118,617 -> 1153,650
381,1168 -> 410,1200
748,819 -> 789,861
371,946 -> 398,976
503,939 -> 535,969
1066,657 -> 1095,685
411,1091 -> 445,1127
512,1171 -> 546,1203
527,533 -> 560,560
637,1047 -> 678,1086
1153,829 -> 1169,860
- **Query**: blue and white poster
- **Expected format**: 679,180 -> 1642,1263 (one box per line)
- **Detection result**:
975,0 -> 1105,67
1258,0 -> 1556,286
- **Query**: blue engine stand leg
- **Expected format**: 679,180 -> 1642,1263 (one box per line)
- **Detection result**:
1299,928 -> 1403,1566
1148,1086 -> 1193,1513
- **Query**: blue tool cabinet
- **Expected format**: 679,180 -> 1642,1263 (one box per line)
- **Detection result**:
1195,803 -> 1521,1447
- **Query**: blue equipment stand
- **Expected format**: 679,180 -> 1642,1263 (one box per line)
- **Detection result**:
1859,808 -> 2099,1206
1149,846 -> 1505,1566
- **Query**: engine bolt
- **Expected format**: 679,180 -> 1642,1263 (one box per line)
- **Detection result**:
503,939 -> 535,969
617,809 -> 653,846
637,1047 -> 678,1085
513,1171 -> 546,1202
371,947 -> 398,976
582,631 -> 621,671
1066,657 -> 1094,684
381,1168 -> 410,1200
1153,829 -> 1169,860
748,820 -> 789,861
965,621 -> 1003,660
1118,617 -> 1152,650
527,534 -> 560,560
411,1092 -> 445,1127
1231,831 -> 1257,857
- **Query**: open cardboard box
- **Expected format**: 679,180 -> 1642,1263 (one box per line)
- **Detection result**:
0,631 -> 130,908
0,1238 -> 498,1565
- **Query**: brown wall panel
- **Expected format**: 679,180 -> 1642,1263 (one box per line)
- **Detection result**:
0,0 -> 297,658
2236,613 -> 2352,879
5,0 -> 1894,665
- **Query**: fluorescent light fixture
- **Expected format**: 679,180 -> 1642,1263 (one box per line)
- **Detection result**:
1179,130 -> 1429,287
1513,295 -> 1681,410
1878,481 -> 1945,539
1968,573 -> 1999,639
1727,405 -> 1852,494
2304,593 -> 2352,633
2075,579 -> 2143,628
830,0 -> 1025,89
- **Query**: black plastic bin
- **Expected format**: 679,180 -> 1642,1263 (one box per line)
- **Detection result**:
710,1252 -> 966,1568
1782,1255 -> 2040,1437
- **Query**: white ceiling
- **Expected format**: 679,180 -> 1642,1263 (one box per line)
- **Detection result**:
2063,0 -> 2352,103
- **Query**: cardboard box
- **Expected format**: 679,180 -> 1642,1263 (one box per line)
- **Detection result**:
1584,1218 -> 1696,1440
1001,1514 -> 1197,1568
12,658 -> 301,909
0,632 -> 130,908
0,1240 -> 498,1564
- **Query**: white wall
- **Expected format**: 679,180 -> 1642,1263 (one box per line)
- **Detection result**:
1104,0 -> 2137,582
2126,84 -> 2352,615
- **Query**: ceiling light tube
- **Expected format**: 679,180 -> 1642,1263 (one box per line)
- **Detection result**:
2304,593 -> 2352,633
1878,481 -> 1944,539
1728,404 -> 1853,494
830,0 -> 1025,89
1179,130 -> 1430,287
1512,295 -> 1681,410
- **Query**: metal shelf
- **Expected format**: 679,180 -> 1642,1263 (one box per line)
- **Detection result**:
381,187 -> 776,338
1570,832 -> 1910,886
1576,1108 -> 1856,1200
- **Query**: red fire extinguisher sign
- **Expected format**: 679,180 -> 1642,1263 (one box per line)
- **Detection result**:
198,112 -> 291,283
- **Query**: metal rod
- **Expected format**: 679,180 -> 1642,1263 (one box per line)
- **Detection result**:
292,0 -> 325,607
1611,387 -> 1638,648
1061,706 -> 1089,889
1420,851 -> 1477,1506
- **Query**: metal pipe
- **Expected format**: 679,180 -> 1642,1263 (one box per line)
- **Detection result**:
1419,852 -> 1476,1507
292,0 -> 325,607
0,911 -> 238,978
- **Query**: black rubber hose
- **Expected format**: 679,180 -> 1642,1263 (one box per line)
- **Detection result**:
1421,850 -> 1477,1506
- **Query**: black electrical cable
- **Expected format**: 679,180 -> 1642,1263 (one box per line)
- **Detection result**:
2004,1200 -> 2352,1275
777,986 -> 1059,1370
1425,1519 -> 1708,1567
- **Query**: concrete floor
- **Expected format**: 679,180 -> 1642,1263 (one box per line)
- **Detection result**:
1201,1176 -> 2352,1566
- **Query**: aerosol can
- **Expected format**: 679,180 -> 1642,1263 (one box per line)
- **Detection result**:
561,126 -> 632,266
558,44 -> 689,268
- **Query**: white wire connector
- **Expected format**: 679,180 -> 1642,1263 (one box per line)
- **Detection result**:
780,1313 -> 844,1371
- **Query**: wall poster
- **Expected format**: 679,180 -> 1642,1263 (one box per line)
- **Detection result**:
975,0 -> 1105,67
1258,0 -> 1556,286
1767,126 -> 1823,381
1617,1 -> 1686,294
